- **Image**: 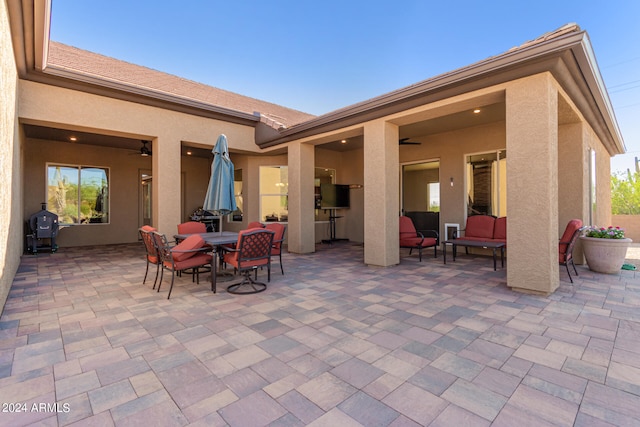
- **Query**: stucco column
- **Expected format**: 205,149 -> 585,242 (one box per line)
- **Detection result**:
363,120 -> 399,266
152,136 -> 182,235
288,142 -> 315,253
558,122 -> 589,263
506,74 -> 559,294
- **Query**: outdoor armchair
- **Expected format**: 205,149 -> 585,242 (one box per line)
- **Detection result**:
139,225 -> 160,287
152,232 -> 212,299
399,215 -> 439,261
265,222 -> 286,275
223,228 -> 275,294
559,219 -> 585,283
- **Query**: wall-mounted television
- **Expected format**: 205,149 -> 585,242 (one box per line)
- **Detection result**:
320,183 -> 350,209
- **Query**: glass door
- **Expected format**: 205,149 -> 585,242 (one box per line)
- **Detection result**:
401,160 -> 440,233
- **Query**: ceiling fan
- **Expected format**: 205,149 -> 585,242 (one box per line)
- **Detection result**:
399,138 -> 421,145
139,140 -> 152,156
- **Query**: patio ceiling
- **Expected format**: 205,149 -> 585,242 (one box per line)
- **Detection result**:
22,124 -> 214,158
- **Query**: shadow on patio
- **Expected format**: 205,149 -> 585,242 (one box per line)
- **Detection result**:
1,242 -> 639,425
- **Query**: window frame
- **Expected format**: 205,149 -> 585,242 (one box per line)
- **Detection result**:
259,165 -> 289,222
46,163 -> 110,225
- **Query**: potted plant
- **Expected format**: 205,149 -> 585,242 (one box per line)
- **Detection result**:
579,226 -> 633,274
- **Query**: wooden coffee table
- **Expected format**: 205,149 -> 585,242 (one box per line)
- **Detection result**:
442,239 -> 505,271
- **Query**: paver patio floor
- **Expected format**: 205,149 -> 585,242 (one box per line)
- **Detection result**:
1,242 -> 639,426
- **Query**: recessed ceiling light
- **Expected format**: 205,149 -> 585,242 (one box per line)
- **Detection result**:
473,109 -> 481,114
69,136 -> 77,141
341,139 -> 347,144
186,151 -> 192,155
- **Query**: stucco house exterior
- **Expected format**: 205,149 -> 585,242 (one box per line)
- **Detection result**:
1,1 -> 625,310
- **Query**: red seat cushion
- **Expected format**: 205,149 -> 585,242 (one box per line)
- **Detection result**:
172,234 -> 206,262
559,219 -> 583,258
465,216 -> 496,239
172,253 -> 212,270
494,217 -> 507,241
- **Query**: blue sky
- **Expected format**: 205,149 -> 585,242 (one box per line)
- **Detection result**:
50,0 -> 640,174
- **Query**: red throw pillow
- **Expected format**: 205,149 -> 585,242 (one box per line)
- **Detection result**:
172,234 -> 205,262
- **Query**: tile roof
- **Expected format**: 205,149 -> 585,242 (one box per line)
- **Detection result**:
47,42 -> 316,128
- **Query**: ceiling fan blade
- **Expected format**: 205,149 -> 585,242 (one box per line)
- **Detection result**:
399,138 -> 421,145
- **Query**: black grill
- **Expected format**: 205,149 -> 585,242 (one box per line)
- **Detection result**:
189,208 -> 219,232
26,203 -> 59,254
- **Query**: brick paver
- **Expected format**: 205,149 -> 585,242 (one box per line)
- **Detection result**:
0,242 -> 639,425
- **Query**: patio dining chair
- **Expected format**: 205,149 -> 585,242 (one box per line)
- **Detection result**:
139,225 -> 160,287
176,221 -> 207,242
247,221 -> 265,229
399,215 -> 439,261
265,222 -> 286,275
559,219 -> 586,283
223,228 -> 275,294
152,232 -> 213,299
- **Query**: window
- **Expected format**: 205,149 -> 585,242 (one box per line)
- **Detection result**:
401,160 -> 440,213
47,164 -> 109,224
259,166 -> 288,222
466,150 -> 506,217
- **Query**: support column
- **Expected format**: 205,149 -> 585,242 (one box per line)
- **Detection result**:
288,142 -> 315,253
152,135 -> 182,236
363,120 -> 399,266
506,74 -> 559,294
558,122 -> 588,263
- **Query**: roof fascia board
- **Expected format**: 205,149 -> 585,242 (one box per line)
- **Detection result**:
33,0 -> 50,71
570,36 -> 625,152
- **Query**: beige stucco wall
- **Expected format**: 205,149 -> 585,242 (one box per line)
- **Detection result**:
19,80 -> 256,238
24,138 -> 156,246
0,0 -> 21,312
400,121 -> 506,238
612,215 -> 640,242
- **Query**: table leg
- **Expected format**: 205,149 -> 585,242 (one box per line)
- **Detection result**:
501,247 -> 504,268
492,248 -> 497,271
443,243 -> 447,264
211,250 -> 218,293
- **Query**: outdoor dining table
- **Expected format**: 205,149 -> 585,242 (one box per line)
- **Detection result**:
173,231 -> 239,293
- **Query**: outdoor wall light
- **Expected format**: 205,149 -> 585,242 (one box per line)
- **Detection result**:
450,177 -> 454,187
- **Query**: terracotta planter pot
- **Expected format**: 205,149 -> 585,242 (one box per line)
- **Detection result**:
579,236 -> 633,274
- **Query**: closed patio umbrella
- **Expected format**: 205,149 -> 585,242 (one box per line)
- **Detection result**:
203,134 -> 236,233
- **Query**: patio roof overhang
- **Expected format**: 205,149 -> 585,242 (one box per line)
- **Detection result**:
9,2 -> 625,157
256,28 -> 625,157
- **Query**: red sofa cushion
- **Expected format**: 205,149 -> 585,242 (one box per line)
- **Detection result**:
494,217 -> 507,241
465,215 -> 496,239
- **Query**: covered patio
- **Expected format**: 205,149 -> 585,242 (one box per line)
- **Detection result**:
1,245 -> 639,426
